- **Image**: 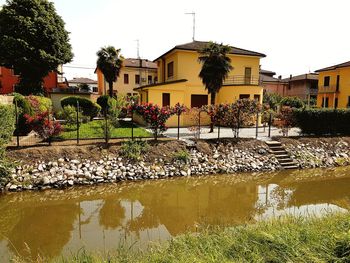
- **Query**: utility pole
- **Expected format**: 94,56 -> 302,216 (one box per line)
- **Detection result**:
185,12 -> 196,41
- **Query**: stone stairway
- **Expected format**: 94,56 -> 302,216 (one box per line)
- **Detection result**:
266,141 -> 299,170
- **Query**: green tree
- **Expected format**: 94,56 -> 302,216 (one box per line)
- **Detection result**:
0,0 -> 73,95
96,46 -> 123,98
198,42 -> 233,132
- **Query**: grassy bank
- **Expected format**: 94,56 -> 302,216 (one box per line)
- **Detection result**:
37,213 -> 350,262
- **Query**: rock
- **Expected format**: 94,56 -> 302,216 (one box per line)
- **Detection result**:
42,176 -> 50,185
68,180 -> 74,186
58,158 -> 65,163
180,170 -> 188,176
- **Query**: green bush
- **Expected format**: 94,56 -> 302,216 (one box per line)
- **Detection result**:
97,95 -> 116,114
13,93 -> 34,135
119,140 -> 150,161
280,96 -> 304,108
0,105 -> 16,186
61,96 -> 101,120
35,96 -> 52,112
173,150 -> 190,162
294,108 -> 350,135
263,93 -> 282,110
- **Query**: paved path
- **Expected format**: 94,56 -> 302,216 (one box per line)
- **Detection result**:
163,126 -> 301,141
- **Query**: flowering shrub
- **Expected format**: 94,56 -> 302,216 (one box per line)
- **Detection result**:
173,103 -> 188,116
275,106 -> 295,136
25,111 -> 62,140
133,103 -> 175,140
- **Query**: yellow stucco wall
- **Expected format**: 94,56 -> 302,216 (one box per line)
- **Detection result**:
317,67 -> 350,108
136,47 -> 264,127
96,67 -> 157,97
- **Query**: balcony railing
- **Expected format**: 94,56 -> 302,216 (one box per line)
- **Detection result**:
318,85 -> 339,94
223,75 -> 260,86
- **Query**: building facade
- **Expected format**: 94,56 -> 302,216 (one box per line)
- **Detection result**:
0,66 -> 58,94
282,73 -> 318,101
260,69 -> 288,96
316,61 -> 350,108
135,41 -> 265,126
96,58 -> 157,97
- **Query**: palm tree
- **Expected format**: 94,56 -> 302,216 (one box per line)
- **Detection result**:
198,42 -> 233,132
96,46 -> 123,97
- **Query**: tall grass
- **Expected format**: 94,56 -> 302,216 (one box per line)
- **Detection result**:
15,213 -> 350,263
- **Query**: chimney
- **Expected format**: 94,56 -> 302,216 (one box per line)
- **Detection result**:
289,74 -> 292,80
278,75 -> 282,80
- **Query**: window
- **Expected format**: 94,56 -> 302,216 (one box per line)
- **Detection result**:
348,96 -> 350,108
135,74 -> 140,84
154,77 -> 158,84
335,98 -> 338,109
162,93 -> 170,107
244,67 -> 252,84
124,74 -> 129,84
239,94 -> 250,99
93,87 -> 98,93
324,76 -> 330,87
191,95 -> 208,108
148,75 -> 152,84
167,62 -> 174,78
254,94 -> 260,101
336,75 -> 340,91
322,97 -> 329,108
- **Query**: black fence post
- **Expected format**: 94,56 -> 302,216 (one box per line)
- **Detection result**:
218,124 -> 220,140
104,110 -> 108,146
268,112 -> 272,138
255,112 -> 259,139
198,111 -> 201,139
48,110 -> 52,146
76,101 -> 80,145
177,114 -> 180,140
131,108 -> 134,141
15,100 -> 19,148
237,108 -> 240,138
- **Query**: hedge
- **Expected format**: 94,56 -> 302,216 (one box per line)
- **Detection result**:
294,108 -> 350,135
280,96 -> 304,108
96,95 -> 117,114
61,96 -> 101,120
13,93 -> 34,135
0,104 -> 15,158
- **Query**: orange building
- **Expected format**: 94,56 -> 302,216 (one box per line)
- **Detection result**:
0,66 -> 58,94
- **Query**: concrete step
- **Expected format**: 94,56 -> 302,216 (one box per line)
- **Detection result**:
280,161 -> 297,167
266,141 -> 282,146
279,159 -> 295,164
275,154 -> 290,158
283,165 -> 299,170
270,150 -> 288,155
269,146 -> 285,151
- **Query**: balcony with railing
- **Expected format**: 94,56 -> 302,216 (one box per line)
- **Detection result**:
223,75 -> 260,86
318,85 -> 339,94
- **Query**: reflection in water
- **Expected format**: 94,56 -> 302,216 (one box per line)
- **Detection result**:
0,166 -> 350,260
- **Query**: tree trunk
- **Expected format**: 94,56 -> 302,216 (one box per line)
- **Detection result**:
108,81 -> 113,97
209,92 -> 216,133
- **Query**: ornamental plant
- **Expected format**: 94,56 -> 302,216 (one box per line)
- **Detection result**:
133,103 -> 175,140
25,111 -> 62,140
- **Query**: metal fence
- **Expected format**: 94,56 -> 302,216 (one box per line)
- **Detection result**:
10,104 -> 275,148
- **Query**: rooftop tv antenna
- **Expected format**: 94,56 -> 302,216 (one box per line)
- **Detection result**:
185,12 -> 196,41
135,39 -> 140,59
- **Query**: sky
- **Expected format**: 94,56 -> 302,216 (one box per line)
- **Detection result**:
1,0 -> 350,80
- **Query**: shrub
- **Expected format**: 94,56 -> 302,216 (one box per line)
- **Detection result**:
57,105 -> 89,129
119,140 -> 150,161
133,103 -> 175,140
61,96 -> 101,120
0,105 -> 15,159
0,105 -> 16,186
97,95 -> 116,114
280,96 -> 304,109
173,150 -> 190,162
27,95 -> 52,113
263,93 -> 282,110
293,108 -> 350,135
25,111 -> 62,140
13,93 -> 34,135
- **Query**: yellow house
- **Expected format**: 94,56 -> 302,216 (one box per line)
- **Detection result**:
316,61 -> 350,108
96,58 -> 158,97
134,41 -> 265,126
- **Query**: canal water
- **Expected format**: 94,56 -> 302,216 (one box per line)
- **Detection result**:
0,167 -> 349,260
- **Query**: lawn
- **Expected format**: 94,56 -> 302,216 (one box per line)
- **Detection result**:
57,120 -> 152,140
